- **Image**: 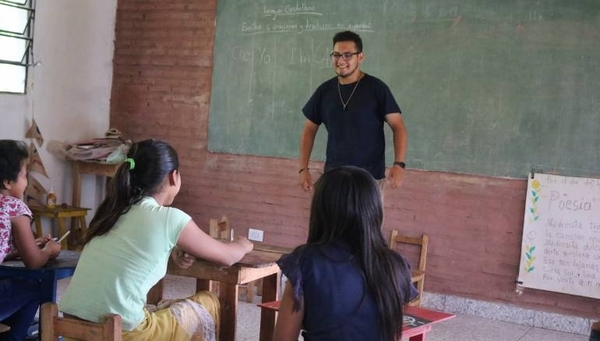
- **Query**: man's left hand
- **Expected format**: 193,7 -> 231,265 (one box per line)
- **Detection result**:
388,166 -> 405,188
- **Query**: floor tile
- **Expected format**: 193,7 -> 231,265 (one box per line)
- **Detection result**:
519,327 -> 589,341
425,314 -> 530,341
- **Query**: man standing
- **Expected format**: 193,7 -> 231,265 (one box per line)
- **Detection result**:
299,30 -> 407,191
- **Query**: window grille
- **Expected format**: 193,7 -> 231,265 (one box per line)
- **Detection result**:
0,0 -> 35,94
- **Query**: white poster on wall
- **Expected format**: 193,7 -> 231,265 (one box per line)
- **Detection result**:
517,173 -> 600,299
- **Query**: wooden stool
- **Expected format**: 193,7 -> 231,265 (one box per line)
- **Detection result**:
30,205 -> 90,249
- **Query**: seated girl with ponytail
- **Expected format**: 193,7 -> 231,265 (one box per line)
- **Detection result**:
60,139 -> 253,341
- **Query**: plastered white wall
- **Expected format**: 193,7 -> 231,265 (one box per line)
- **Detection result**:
0,0 -> 117,234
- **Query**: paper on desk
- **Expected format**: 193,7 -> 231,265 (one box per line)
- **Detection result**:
63,138 -> 131,162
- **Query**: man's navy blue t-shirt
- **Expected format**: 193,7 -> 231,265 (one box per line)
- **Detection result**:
302,74 -> 401,179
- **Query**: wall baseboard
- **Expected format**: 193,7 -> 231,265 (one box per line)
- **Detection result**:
422,292 -> 593,336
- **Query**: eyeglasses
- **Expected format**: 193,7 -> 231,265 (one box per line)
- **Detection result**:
329,51 -> 361,61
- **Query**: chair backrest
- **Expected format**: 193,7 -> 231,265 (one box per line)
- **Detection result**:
208,215 -> 259,302
209,215 -> 231,240
389,230 -> 429,307
41,302 -> 122,341
591,321 -> 600,341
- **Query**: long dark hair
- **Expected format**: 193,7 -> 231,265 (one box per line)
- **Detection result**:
0,140 -> 29,188
307,166 -> 411,341
84,139 -> 179,244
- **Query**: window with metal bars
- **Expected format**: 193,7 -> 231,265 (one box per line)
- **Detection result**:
0,0 -> 35,94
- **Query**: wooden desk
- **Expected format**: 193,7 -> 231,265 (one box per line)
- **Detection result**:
71,160 -> 120,207
401,306 -> 455,340
30,205 -> 90,249
148,249 -> 283,341
0,250 -> 79,303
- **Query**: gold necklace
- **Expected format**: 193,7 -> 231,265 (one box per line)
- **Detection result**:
337,73 -> 362,111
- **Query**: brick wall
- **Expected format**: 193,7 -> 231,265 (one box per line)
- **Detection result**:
110,0 -> 598,318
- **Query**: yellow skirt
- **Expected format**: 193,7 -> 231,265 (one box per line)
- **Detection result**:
123,291 -> 220,341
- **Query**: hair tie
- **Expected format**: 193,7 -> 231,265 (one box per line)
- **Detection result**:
124,157 -> 136,170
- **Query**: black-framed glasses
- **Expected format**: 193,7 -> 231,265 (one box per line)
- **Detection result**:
329,51 -> 361,61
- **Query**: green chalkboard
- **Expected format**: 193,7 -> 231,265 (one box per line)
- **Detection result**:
208,0 -> 600,178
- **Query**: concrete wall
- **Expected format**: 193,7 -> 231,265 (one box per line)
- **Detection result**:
109,0 -> 599,319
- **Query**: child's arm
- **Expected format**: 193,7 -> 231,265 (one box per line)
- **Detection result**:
273,281 -> 304,340
171,247 -> 196,269
11,215 -> 61,268
176,220 -> 253,266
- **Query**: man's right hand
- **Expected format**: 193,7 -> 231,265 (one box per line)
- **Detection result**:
299,169 -> 313,191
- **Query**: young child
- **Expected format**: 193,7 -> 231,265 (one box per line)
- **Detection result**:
0,139 -> 62,341
59,139 -> 253,341
274,166 -> 417,341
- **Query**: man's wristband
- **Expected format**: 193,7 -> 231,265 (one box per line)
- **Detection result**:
299,168 -> 308,174
393,161 -> 406,169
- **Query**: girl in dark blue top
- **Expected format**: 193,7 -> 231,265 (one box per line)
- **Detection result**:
275,166 -> 416,341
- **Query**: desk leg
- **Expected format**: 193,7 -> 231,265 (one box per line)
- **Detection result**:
37,275 -> 58,339
40,276 -> 59,304
75,216 -> 87,250
259,272 -> 280,341
196,279 -> 211,292
405,325 -> 431,341
34,217 -> 43,238
219,283 -> 239,341
72,162 -> 82,208
147,279 -> 164,305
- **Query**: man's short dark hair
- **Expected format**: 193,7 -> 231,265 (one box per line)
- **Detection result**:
332,31 -> 363,52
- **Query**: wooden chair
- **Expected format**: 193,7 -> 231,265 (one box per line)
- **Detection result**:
209,215 -> 233,240
389,230 -> 429,307
257,233 -> 429,316
207,216 -> 257,302
40,302 -> 122,341
205,215 -> 231,294
591,321 -> 600,341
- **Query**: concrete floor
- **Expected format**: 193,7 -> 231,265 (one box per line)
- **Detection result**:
56,275 -> 590,341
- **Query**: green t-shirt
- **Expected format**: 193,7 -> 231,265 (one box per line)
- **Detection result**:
59,197 -> 191,331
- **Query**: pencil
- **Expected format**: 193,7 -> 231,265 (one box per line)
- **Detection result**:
55,230 -> 71,244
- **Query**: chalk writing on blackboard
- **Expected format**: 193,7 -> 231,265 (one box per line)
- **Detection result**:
518,173 -> 600,299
